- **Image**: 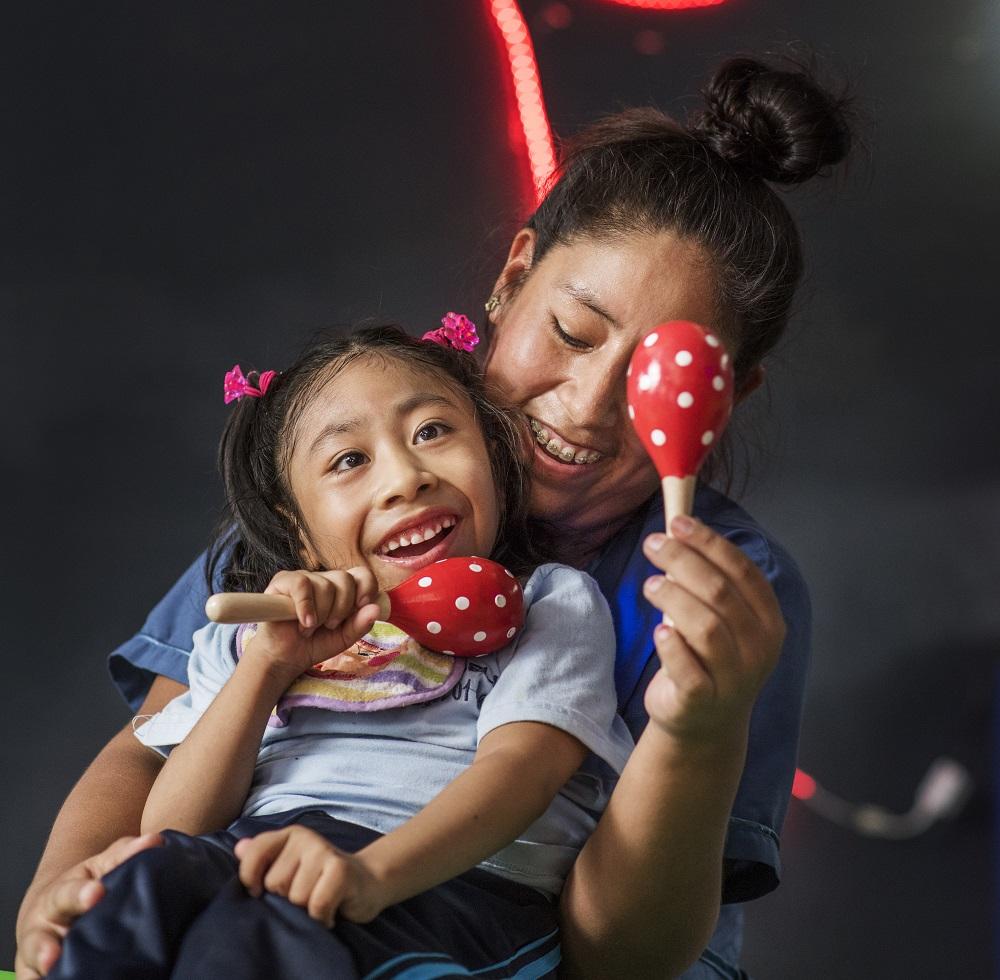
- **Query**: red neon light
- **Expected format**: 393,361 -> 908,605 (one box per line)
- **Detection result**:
598,0 -> 726,8
487,0 -> 558,206
487,0 -> 816,805
791,769 -> 817,800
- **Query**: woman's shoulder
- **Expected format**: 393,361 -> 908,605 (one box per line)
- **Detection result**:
695,485 -> 807,587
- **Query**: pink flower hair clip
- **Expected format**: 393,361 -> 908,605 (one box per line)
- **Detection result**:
422,312 -> 479,352
224,364 -> 278,404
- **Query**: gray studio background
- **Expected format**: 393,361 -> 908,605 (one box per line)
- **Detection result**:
3,2 -> 997,976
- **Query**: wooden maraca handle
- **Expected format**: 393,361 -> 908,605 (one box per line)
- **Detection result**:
662,474 -> 697,538
205,591 -> 391,625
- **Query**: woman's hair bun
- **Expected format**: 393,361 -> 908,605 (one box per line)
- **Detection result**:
692,57 -> 852,184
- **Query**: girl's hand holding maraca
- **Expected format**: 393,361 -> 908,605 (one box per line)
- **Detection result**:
241,567 -> 382,682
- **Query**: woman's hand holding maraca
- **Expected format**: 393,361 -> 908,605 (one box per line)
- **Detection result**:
640,516 -> 785,744
241,567 -> 382,682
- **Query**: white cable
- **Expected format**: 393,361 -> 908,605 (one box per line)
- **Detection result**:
798,757 -> 974,839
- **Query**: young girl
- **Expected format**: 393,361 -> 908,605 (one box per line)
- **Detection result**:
49,324 -> 632,979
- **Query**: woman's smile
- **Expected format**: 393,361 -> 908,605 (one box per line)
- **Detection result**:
527,417 -> 604,465
484,230 -> 718,550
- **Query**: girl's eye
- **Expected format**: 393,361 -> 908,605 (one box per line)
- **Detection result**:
332,451 -> 368,473
550,317 -> 591,351
415,422 -> 450,443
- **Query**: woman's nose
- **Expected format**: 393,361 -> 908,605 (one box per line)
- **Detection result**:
376,451 -> 438,509
558,362 -> 625,431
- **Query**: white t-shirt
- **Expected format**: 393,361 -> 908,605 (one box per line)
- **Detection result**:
135,563 -> 634,895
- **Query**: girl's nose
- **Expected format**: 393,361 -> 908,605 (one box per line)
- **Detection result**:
376,451 -> 439,509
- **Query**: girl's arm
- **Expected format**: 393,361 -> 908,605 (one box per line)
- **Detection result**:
16,674 -> 184,980
140,654 -> 296,834
142,568 -> 381,836
557,516 -> 787,980
237,720 -> 588,924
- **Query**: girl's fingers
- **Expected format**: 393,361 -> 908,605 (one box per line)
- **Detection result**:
237,830 -> 290,897
313,603 -> 381,660
315,570 -> 357,627
262,845 -> 301,898
287,859 -> 324,908
346,566 -> 379,608
308,860 -> 348,928
266,572 -> 319,631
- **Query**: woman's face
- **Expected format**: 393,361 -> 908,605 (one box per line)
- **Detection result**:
483,229 -> 720,554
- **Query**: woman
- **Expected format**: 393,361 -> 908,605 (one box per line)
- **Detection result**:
16,57 -> 850,979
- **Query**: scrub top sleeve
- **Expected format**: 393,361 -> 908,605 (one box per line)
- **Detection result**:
478,564 -> 634,774
721,527 -> 812,901
108,550 -> 217,711
133,622 -> 238,756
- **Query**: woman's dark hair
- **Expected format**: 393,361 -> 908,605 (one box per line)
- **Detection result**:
516,56 -> 853,485
207,325 -> 540,593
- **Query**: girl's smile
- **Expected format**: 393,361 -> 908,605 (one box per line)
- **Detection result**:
286,356 -> 500,590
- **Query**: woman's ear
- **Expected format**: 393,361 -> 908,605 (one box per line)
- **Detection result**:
488,228 -> 536,327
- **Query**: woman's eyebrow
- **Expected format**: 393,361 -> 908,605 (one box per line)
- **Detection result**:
559,283 -> 620,329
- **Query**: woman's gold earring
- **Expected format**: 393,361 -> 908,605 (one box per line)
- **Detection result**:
484,294 -> 500,314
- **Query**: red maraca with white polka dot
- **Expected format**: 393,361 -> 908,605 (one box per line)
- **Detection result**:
627,321 -> 734,530
205,557 -> 525,657
382,557 -> 523,656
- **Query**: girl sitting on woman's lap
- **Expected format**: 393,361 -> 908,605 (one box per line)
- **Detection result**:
48,325 -> 632,979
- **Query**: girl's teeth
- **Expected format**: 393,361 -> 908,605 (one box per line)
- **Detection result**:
559,446 -> 575,462
381,518 -> 457,554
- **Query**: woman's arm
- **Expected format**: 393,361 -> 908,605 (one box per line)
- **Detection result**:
236,720 -> 588,924
558,517 -> 786,980
15,674 -> 186,980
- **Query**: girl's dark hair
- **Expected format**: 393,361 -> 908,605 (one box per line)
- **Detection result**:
519,56 -> 852,485
207,325 -> 540,593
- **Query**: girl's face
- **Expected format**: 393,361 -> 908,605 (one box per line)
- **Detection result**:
484,229 -> 721,558
286,356 -> 500,591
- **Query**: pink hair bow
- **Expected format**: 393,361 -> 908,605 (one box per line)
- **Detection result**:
224,365 -> 277,404
422,312 -> 479,352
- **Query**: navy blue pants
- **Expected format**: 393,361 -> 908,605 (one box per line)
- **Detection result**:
50,809 -> 561,979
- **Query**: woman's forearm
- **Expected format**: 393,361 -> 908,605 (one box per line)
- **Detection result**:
141,658 -> 292,835
559,717 -> 751,980
18,675 -> 183,933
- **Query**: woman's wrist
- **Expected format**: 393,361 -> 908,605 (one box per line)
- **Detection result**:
643,709 -> 752,773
